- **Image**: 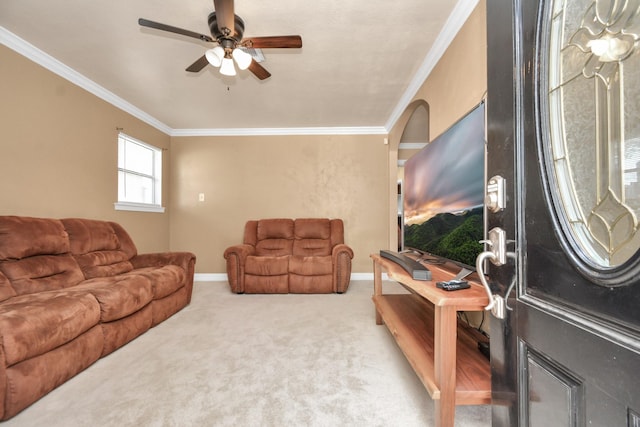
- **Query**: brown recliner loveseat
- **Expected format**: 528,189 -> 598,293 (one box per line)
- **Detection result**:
0,216 -> 196,420
224,218 -> 353,294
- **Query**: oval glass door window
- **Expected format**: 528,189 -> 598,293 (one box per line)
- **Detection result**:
542,0 -> 640,280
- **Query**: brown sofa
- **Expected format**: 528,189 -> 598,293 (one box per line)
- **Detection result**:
224,218 -> 353,294
0,216 -> 196,420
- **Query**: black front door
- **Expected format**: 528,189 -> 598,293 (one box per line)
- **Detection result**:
486,0 -> 640,425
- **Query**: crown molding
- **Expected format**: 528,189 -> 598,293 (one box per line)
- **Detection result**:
384,0 -> 480,132
1,26 -> 386,137
171,126 -> 388,137
0,26 -> 173,135
2,0 -> 478,139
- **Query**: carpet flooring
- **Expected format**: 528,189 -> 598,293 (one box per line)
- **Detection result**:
4,281 -> 491,426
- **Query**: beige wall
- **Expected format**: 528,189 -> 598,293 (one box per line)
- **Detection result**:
389,0 -> 487,250
0,45 -> 172,253
0,0 -> 487,276
169,134 -> 390,273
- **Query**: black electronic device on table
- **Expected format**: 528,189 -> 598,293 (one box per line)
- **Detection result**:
435,267 -> 473,291
436,279 -> 471,291
379,250 -> 432,281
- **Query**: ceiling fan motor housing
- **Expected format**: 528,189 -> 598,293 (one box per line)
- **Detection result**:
208,12 -> 245,42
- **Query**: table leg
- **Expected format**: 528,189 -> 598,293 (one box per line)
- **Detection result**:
373,260 -> 382,325
434,305 -> 457,427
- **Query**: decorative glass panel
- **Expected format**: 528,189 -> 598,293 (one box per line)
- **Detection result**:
545,0 -> 640,270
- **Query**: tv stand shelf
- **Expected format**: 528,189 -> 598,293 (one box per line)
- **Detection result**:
371,253 -> 491,427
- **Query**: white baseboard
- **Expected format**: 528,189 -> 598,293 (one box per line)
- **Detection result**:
193,273 -> 385,282
194,273 -> 228,282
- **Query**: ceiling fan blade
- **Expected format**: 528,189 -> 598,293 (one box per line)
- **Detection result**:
139,18 -> 214,42
186,55 -> 210,73
248,61 -> 271,80
243,36 -> 302,49
213,0 -> 235,35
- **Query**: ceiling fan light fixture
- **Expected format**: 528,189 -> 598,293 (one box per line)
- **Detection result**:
219,57 -> 237,76
205,46 -> 225,67
232,48 -> 253,70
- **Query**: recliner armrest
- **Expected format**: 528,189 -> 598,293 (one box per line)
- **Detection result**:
332,244 -> 354,259
223,244 -> 255,262
332,244 -> 354,293
131,252 -> 196,271
131,251 -> 197,303
223,244 -> 256,293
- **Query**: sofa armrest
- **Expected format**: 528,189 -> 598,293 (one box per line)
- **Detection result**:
131,252 -> 197,303
223,244 -> 255,293
332,244 -> 354,293
332,244 -> 354,260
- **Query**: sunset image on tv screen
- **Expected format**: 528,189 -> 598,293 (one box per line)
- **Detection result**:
403,103 -> 485,267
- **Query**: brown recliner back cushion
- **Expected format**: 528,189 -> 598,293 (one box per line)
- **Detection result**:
62,218 -> 136,279
0,216 -> 84,296
293,218 -> 332,256
0,272 -> 16,302
0,216 -> 69,260
253,219 -> 294,256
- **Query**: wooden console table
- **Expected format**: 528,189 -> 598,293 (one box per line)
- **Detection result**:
371,253 -> 491,427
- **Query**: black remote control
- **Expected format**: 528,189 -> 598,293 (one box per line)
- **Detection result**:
437,280 -> 471,291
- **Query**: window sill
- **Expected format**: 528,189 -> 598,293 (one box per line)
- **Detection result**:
114,202 -> 165,213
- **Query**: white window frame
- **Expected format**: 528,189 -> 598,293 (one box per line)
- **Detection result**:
114,133 -> 165,213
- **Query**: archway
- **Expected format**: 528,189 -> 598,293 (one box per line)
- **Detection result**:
388,100 -> 430,251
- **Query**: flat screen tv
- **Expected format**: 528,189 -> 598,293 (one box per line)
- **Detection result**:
402,101 -> 486,271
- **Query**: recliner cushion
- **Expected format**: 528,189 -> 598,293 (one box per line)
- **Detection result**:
292,219 -> 332,256
256,219 -> 294,240
0,255 -> 85,296
0,217 -> 69,260
123,265 -> 186,300
255,239 -> 293,256
62,219 -> 134,278
0,273 -> 15,303
292,239 -> 331,257
289,255 -> 333,276
294,218 -> 331,239
0,290 -> 101,366
72,275 -> 153,322
245,256 -> 289,276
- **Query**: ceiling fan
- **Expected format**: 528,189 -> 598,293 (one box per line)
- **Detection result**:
139,0 -> 302,80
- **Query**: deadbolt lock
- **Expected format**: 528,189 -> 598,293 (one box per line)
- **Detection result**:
486,175 -> 506,213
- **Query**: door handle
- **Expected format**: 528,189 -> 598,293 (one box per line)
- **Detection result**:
476,227 -> 508,318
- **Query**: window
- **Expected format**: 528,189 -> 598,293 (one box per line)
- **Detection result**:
115,133 -> 164,213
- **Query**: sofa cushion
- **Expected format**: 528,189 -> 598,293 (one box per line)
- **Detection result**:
245,255 -> 289,276
62,219 -> 134,279
0,216 -> 69,261
73,251 -> 133,278
0,290 -> 101,366
289,255 -> 333,293
0,273 -> 15,303
73,275 -> 153,322
124,265 -> 186,300
289,274 -> 333,294
0,255 -> 85,296
257,219 -> 294,240
292,219 -> 332,256
294,218 -> 331,239
255,239 -> 294,257
292,239 -> 332,257
63,218 -> 119,254
4,325 -> 103,420
244,275 -> 289,293
289,255 -> 333,276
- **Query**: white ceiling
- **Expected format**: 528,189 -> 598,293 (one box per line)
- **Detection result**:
0,0 -> 477,135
